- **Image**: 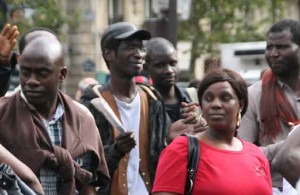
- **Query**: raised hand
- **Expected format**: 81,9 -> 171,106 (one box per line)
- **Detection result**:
0,24 -> 19,59
167,114 -> 207,144
180,102 -> 199,123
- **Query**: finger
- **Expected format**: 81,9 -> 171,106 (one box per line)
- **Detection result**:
181,102 -> 199,107
8,39 -> 17,51
7,25 -> 18,40
182,114 -> 197,124
180,102 -> 188,107
9,30 -> 19,41
1,24 -> 10,36
193,126 -> 207,133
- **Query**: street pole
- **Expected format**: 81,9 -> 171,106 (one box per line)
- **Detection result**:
168,0 -> 177,48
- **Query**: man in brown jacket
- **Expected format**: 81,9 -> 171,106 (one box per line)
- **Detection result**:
0,35 -> 109,194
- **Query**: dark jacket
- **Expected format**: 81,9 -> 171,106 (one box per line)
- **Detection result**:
0,52 -> 17,96
80,83 -> 171,193
165,84 -> 196,123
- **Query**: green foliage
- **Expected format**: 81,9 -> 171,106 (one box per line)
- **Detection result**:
4,0 -> 80,39
178,0 -> 285,73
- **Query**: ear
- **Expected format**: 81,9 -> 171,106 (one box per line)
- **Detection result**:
59,66 -> 68,81
103,49 -> 115,61
17,54 -> 21,64
239,99 -> 245,113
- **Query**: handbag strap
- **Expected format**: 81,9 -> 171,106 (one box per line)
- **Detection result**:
182,134 -> 200,195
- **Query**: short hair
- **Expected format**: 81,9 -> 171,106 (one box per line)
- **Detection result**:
267,19 -> 300,46
198,68 -> 248,116
145,37 -> 175,64
18,27 -> 56,54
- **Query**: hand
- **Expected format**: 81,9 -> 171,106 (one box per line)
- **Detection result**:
0,24 -> 19,58
180,102 -> 199,124
115,132 -> 136,154
168,115 -> 206,142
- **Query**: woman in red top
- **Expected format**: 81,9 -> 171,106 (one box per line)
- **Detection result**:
152,68 -> 272,195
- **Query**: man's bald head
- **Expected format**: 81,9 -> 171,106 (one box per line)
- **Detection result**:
22,36 -> 63,67
145,37 -> 176,63
18,27 -> 56,54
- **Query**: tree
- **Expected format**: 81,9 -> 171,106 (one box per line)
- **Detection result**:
178,0 -> 285,76
4,0 -> 79,39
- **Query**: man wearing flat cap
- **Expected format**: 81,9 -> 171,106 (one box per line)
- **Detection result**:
81,22 -> 171,195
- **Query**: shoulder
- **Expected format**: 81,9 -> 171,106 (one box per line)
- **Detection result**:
72,100 -> 94,118
166,136 -> 189,153
182,87 -> 198,103
137,83 -> 162,101
248,81 -> 262,96
80,84 -> 109,106
241,139 -> 264,156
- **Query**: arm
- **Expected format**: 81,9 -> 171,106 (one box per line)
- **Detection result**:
0,24 -> 19,96
0,144 -> 43,195
272,125 -> 300,187
237,89 -> 260,143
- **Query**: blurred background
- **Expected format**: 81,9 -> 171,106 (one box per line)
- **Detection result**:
0,0 -> 299,97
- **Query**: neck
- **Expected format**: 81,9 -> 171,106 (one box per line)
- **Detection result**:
277,73 -> 300,92
205,127 -> 236,144
36,97 -> 58,120
109,76 -> 137,102
155,84 -> 177,103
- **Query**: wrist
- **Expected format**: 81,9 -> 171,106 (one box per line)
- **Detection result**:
0,53 -> 12,68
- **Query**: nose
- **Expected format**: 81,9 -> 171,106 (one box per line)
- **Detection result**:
134,47 -> 147,59
211,98 -> 222,108
26,74 -> 40,87
267,47 -> 279,57
164,65 -> 175,74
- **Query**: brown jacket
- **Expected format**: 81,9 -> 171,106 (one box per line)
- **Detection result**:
0,91 -> 110,194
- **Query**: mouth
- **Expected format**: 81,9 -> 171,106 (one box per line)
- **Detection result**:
164,76 -> 175,81
24,90 -> 43,97
209,114 -> 225,120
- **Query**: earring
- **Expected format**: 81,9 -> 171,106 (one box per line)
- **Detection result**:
236,110 -> 242,128
199,113 -> 207,126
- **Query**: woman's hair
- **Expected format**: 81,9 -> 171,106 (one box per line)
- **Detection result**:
198,68 -> 248,116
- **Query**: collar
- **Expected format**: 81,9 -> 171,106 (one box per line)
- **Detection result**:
20,89 -> 64,122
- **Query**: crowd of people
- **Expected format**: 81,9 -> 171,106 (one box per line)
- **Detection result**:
0,18 -> 299,195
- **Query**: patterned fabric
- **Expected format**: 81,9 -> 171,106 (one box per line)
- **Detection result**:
80,83 -> 170,186
39,104 -> 64,195
261,69 -> 299,139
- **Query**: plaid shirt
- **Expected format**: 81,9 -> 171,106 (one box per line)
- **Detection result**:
40,104 -> 64,195
20,91 -> 97,194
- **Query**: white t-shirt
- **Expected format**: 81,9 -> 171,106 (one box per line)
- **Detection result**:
114,93 -> 148,195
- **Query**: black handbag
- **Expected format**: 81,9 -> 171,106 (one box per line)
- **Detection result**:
0,163 -> 39,195
182,134 -> 200,195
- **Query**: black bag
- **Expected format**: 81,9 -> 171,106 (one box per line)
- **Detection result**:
182,134 -> 200,195
0,163 -> 38,195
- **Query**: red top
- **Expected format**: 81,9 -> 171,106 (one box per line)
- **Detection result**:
152,136 -> 272,195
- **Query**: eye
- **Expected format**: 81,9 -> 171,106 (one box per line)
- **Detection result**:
38,70 -> 49,77
221,94 -> 233,102
203,95 -> 213,102
20,69 -> 30,77
266,45 -> 273,50
170,62 -> 177,67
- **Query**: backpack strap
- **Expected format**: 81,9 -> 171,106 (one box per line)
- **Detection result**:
182,134 -> 200,195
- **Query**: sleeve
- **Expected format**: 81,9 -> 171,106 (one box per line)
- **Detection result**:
238,87 -> 260,144
0,52 -> 17,97
260,140 -> 284,162
152,136 -> 188,194
80,86 -> 125,177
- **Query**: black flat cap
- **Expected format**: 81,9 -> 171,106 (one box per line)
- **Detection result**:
101,22 -> 151,50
